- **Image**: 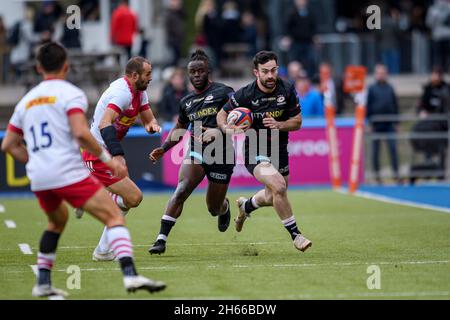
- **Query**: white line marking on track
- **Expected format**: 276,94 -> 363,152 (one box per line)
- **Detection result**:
4,220 -> 16,228
18,243 -> 33,255
30,265 -> 38,276
336,188 -> 450,214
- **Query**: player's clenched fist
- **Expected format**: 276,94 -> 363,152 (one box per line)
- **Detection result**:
149,147 -> 165,163
146,121 -> 161,134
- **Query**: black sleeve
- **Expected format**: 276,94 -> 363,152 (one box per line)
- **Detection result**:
178,101 -> 189,125
223,88 -> 247,113
220,86 -> 235,109
287,85 -> 301,118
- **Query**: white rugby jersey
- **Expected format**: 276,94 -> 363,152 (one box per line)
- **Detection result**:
8,79 -> 91,191
90,77 -> 149,146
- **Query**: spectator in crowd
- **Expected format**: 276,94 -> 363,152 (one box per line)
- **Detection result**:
111,0 -> 138,60
366,64 -> 400,184
287,60 -> 303,84
411,67 -> 450,179
295,73 -> 324,118
9,7 -> 39,80
426,0 -> 450,72
79,0 -> 100,21
221,1 -> 242,46
241,11 -> 258,57
379,7 -> 402,74
0,16 -> 8,84
195,0 -> 222,67
165,0 -> 186,67
319,62 -> 338,109
418,66 -> 450,124
33,1 -> 62,41
158,67 -> 189,123
55,10 -> 81,49
282,0 -> 317,77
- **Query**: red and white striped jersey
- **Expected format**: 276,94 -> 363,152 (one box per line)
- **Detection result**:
90,77 -> 150,146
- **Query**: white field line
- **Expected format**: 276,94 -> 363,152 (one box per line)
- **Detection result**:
30,265 -> 38,276
18,243 -> 33,255
3,259 -> 450,275
4,220 -> 16,228
0,204 -> 5,213
336,188 -> 450,214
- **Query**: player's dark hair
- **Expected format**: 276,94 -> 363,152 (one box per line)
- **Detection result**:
36,42 -> 67,73
253,51 -> 278,69
189,49 -> 210,68
125,56 -> 151,76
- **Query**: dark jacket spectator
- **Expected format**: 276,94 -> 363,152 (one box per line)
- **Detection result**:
418,67 -> 450,131
221,1 -> 242,45
165,0 -> 186,67
283,0 -> 317,76
366,64 -> 400,183
33,1 -> 62,35
158,68 -> 189,122
285,1 -> 316,44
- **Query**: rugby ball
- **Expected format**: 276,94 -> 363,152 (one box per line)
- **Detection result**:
227,107 -> 253,128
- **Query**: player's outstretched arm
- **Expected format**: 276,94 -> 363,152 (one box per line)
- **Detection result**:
149,121 -> 188,163
140,108 -> 161,134
69,113 -> 127,179
1,131 -> 29,163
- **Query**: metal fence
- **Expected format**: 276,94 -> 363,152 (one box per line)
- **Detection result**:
365,114 -> 450,184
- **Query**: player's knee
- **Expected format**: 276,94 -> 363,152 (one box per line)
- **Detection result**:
270,180 -> 287,197
174,185 -> 191,203
126,191 -> 143,208
48,220 -> 66,233
207,203 -> 222,217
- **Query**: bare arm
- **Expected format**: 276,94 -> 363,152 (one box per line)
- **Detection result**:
140,108 -> 161,134
263,114 -> 302,132
69,113 -> 127,178
149,121 -> 188,163
1,131 -> 29,163
99,107 -> 120,130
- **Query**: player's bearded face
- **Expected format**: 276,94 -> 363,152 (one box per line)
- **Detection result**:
256,61 -> 278,90
135,64 -> 152,91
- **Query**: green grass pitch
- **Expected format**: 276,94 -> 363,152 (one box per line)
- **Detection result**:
0,190 -> 449,300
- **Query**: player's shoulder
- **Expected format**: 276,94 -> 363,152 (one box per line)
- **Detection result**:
110,78 -> 132,92
107,78 -> 133,98
277,78 -> 295,94
180,91 -> 196,106
213,82 -> 234,92
234,80 -> 257,97
57,80 -> 86,98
